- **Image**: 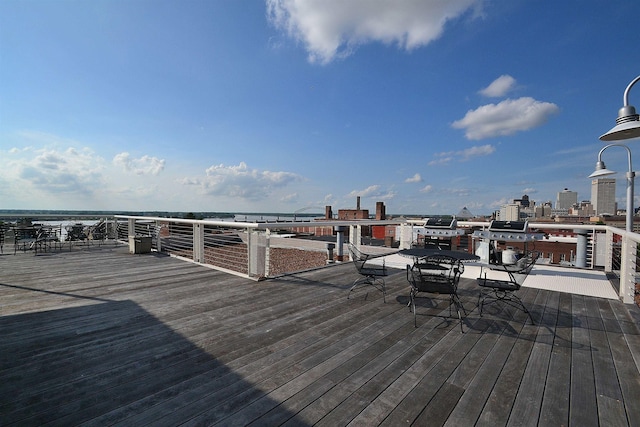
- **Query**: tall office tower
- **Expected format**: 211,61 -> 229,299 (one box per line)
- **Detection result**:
556,188 -> 578,209
514,194 -> 530,207
591,178 -> 616,215
499,204 -> 520,221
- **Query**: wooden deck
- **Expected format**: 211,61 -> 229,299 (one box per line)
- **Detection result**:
1,245 -> 640,426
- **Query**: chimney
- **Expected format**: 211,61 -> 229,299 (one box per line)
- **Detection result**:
376,202 -> 385,220
325,205 -> 332,219
357,196 -> 361,210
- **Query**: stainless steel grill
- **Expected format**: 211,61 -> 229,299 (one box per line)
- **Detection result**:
473,220 -> 544,242
418,218 -> 465,237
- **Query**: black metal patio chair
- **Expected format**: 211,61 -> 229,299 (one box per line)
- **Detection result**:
13,225 -> 37,254
406,254 -> 466,332
347,243 -> 388,302
477,251 -> 539,324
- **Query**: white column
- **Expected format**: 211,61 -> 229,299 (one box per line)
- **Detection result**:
193,223 -> 204,263
604,229 -> 614,272
620,235 -> 636,304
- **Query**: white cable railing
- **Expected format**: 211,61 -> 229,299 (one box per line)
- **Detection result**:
1,214 -> 635,303
111,215 -> 637,304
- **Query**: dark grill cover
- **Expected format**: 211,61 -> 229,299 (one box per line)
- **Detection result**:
488,220 -> 528,232
425,218 -> 457,229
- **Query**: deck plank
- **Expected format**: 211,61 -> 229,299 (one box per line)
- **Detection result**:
539,291 -> 572,426
569,294 -> 599,427
602,299 -> 640,426
584,297 -> 627,426
506,290 -> 554,426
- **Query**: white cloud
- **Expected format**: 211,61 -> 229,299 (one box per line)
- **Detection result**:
405,173 -> 422,183
459,144 -> 496,160
113,152 -> 165,175
452,97 -> 559,140
428,155 -> 454,166
378,191 -> 397,201
490,197 -> 510,208
13,147 -> 105,195
420,185 -> 433,193
267,0 -> 482,64
182,161 -> 303,201
347,185 -> 382,198
447,187 -> 471,197
280,192 -> 299,203
429,144 -> 495,165
479,75 -> 516,97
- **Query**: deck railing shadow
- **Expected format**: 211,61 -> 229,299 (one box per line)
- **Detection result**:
273,265 -> 406,293
0,298 -> 309,426
392,278 -> 597,351
461,296 -> 596,351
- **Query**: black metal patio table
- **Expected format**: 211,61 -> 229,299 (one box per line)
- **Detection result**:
398,248 -> 480,262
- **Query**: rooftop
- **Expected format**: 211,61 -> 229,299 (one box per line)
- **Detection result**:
2,243 -> 640,426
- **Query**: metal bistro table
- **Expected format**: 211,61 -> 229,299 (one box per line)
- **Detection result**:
398,248 -> 480,263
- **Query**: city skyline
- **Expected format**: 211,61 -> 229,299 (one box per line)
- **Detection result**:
1,1 -> 639,215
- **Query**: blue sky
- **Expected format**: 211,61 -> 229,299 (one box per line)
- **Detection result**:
1,0 -> 639,215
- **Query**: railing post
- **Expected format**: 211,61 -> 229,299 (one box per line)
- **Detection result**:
605,229 -> 614,272
620,234 -> 636,304
193,222 -> 204,263
155,221 -> 162,252
350,224 -> 361,249
246,228 -> 252,276
575,229 -> 588,268
128,218 -> 136,239
127,218 -> 136,252
264,228 -> 271,278
399,223 -> 412,249
246,228 -> 266,279
334,226 -> 345,261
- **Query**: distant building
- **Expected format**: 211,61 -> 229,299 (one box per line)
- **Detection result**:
591,178 -> 616,215
556,188 -> 578,210
514,194 -> 530,208
456,207 -> 473,219
535,202 -> 553,218
338,196 -> 369,220
499,204 -> 520,221
570,201 -> 595,217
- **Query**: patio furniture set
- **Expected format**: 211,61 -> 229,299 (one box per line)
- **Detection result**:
347,243 -> 538,333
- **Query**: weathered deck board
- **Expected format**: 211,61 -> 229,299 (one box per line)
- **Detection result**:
1,245 -> 640,426
539,291 -> 572,426
570,294 -> 599,427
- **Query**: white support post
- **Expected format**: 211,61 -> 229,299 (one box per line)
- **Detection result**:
246,228 -> 266,279
264,228 -> 271,278
246,228 -> 253,277
350,224 -> 362,249
620,235 -> 636,304
128,218 -> 136,239
155,221 -> 162,252
127,218 -> 136,253
193,223 -> 204,263
399,223 -> 412,249
605,229 -> 614,273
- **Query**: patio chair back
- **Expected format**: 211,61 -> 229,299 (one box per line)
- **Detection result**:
406,254 -> 466,331
477,251 -> 540,323
347,243 -> 388,302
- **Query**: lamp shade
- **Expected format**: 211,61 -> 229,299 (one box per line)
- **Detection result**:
589,160 -> 616,178
589,168 -> 617,178
600,77 -> 640,141
600,119 -> 640,141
